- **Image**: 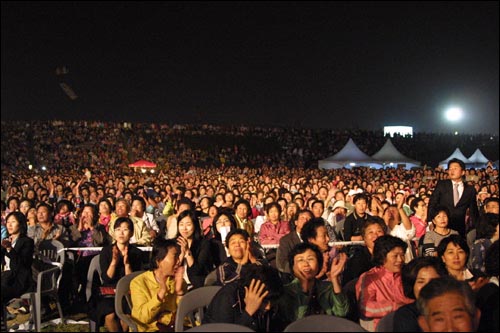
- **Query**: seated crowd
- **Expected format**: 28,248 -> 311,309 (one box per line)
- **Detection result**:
1,121 -> 499,332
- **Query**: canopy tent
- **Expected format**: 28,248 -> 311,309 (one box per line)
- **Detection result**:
467,149 -> 490,168
371,139 -> 421,169
128,160 -> 157,168
318,138 -> 381,169
438,148 -> 470,169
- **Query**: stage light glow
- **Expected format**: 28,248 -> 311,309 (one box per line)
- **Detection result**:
445,107 -> 463,122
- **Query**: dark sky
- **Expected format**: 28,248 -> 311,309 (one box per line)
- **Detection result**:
2,1 -> 499,134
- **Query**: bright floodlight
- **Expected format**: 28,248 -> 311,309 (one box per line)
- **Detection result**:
445,107 -> 463,122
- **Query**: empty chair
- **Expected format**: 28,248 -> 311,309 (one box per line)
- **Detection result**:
114,271 -> 144,332
183,322 -> 255,332
175,285 -> 222,332
283,314 -> 366,332
376,311 -> 395,332
21,265 -> 64,332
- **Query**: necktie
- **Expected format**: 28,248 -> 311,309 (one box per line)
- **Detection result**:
453,183 -> 460,206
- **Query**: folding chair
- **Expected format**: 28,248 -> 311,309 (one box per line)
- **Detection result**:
174,286 -> 222,332
86,254 -> 102,332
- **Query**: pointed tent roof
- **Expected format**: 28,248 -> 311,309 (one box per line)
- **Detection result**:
438,148 -> 470,169
371,139 -> 421,169
467,149 -> 489,164
318,138 -> 381,169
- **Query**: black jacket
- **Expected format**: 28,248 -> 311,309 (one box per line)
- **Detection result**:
427,180 -> 479,237
203,280 -> 285,332
1,236 -> 35,296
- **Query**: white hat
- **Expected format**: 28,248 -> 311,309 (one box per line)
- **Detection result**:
347,189 -> 363,197
332,200 -> 347,212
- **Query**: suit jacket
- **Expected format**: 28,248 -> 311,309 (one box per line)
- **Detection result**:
427,180 -> 479,237
276,231 -> 301,274
1,235 -> 35,293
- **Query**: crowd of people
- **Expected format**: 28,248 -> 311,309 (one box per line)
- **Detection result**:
1,120 -> 499,332
1,120 -> 498,173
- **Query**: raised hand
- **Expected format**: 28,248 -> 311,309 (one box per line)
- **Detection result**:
244,279 -> 269,316
53,229 -> 61,240
122,245 -> 129,265
176,236 -> 188,261
111,244 -> 120,264
1,237 -> 12,250
330,252 -> 347,278
315,252 -> 329,279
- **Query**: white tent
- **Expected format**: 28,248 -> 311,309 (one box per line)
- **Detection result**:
467,149 -> 490,168
318,138 -> 381,169
371,139 -> 421,169
438,148 -> 471,169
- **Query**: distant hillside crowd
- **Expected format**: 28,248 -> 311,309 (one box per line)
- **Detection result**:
1,120 -> 498,174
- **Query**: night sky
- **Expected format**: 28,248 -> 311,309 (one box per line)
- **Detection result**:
2,1 -> 498,134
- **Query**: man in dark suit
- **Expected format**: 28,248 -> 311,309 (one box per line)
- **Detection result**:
427,158 -> 479,238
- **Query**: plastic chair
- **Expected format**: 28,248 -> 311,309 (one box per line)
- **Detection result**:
174,285 -> 222,332
114,270 -> 145,332
376,311 -> 395,332
37,239 -> 65,266
283,314 -> 366,332
36,239 -> 66,290
21,265 -> 64,332
203,269 -> 217,286
86,254 -> 102,332
183,322 -> 255,332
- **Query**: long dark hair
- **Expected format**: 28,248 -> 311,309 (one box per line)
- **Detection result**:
176,210 -> 202,243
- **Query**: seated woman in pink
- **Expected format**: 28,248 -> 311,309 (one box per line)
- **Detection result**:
356,235 -> 413,332
258,202 -> 290,246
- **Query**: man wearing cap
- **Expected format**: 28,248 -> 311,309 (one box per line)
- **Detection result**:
326,200 -> 348,241
477,189 -> 491,213
344,189 -> 358,216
